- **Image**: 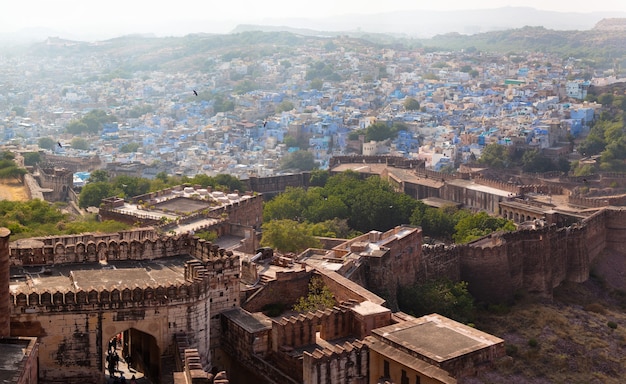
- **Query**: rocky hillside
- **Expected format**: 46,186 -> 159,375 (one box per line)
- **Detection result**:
594,18 -> 626,31
467,258 -> 626,384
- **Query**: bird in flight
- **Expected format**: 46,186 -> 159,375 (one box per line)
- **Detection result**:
193,90 -> 198,96
57,141 -> 63,148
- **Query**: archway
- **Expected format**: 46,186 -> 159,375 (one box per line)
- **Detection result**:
104,328 -> 161,384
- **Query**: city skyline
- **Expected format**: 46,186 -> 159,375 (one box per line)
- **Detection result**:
2,1 -> 626,41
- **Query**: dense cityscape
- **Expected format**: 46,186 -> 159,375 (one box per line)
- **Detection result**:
1,34 -> 619,182
2,10 -> 626,384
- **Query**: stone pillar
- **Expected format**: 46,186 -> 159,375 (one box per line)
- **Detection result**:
0,227 -> 11,337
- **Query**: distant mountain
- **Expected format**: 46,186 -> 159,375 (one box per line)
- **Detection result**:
3,7 -> 626,46
235,7 -> 626,38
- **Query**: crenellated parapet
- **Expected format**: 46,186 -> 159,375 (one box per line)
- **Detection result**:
518,183 -> 563,195
419,244 -> 462,282
303,340 -> 369,384
9,229 -> 248,267
329,155 -> 424,169
11,279 -> 210,312
458,211 -> 611,303
473,175 -> 522,194
273,306 -> 353,351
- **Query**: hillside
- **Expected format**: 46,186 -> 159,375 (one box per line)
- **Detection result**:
468,256 -> 626,384
13,23 -> 625,77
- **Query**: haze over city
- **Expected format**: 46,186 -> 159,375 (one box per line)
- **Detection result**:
3,0 -> 626,41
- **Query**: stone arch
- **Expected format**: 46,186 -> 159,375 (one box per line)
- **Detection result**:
122,288 -> 132,301
41,291 -> 52,305
87,242 -> 97,262
76,290 -> 88,305
155,286 -> 166,300
28,292 -> 39,306
53,291 -> 64,305
111,289 -> 121,303
16,293 -> 27,306
102,327 -> 163,383
144,287 -> 154,300
133,287 -> 143,302
76,242 -> 86,260
166,285 -> 178,299
119,241 -> 129,260
108,240 -> 119,260
97,241 -> 108,262
65,291 -> 76,305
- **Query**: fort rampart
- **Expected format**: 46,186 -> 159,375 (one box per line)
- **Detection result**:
8,229 -> 240,384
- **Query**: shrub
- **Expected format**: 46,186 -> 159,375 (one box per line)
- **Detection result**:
505,344 -> 519,356
584,302 -> 606,314
528,338 -> 539,348
608,321 -> 618,330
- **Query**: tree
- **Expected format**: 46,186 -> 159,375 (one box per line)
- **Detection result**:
66,120 -> 90,134
113,175 -> 150,198
79,182 -> 114,208
365,122 -> 398,142
283,135 -> 299,148
71,137 -> 89,150
260,219 -> 321,253
119,142 -> 140,153
38,137 -> 57,151
280,150 -> 317,171
0,165 -> 26,181
213,173 -> 244,192
263,187 -> 309,222
398,279 -> 475,323
310,78 -> 323,90
66,109 -> 116,135
276,100 -> 294,113
453,211 -> 515,243
411,202 -> 457,240
479,143 -> 510,168
521,149 -> 552,172
88,170 -> 109,183
404,97 -> 420,111
23,152 -> 41,167
12,106 -> 25,116
293,276 -> 336,313
309,170 -> 329,187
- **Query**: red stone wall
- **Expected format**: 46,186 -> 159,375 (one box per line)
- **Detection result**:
0,227 -> 10,337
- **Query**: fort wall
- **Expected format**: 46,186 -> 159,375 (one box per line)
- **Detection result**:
302,340 -> 369,384
459,207 -> 611,303
241,268 -> 311,313
9,229 -> 240,384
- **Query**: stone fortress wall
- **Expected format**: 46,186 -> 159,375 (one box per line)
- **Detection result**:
8,229 -> 240,384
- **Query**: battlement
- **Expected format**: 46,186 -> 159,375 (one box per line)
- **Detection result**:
306,339 -> 367,361
9,229 -> 242,267
302,339 -> 369,384
329,155 -> 424,169
273,306 -> 353,351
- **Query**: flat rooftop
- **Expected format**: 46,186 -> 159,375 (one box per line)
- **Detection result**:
0,337 -> 37,383
373,313 -> 503,363
446,179 -> 512,198
10,255 -> 195,294
221,308 -> 273,333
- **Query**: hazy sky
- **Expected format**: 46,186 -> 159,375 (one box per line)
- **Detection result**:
3,0 -> 626,38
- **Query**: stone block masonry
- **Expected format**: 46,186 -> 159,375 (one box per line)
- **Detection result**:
8,229 -> 240,384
